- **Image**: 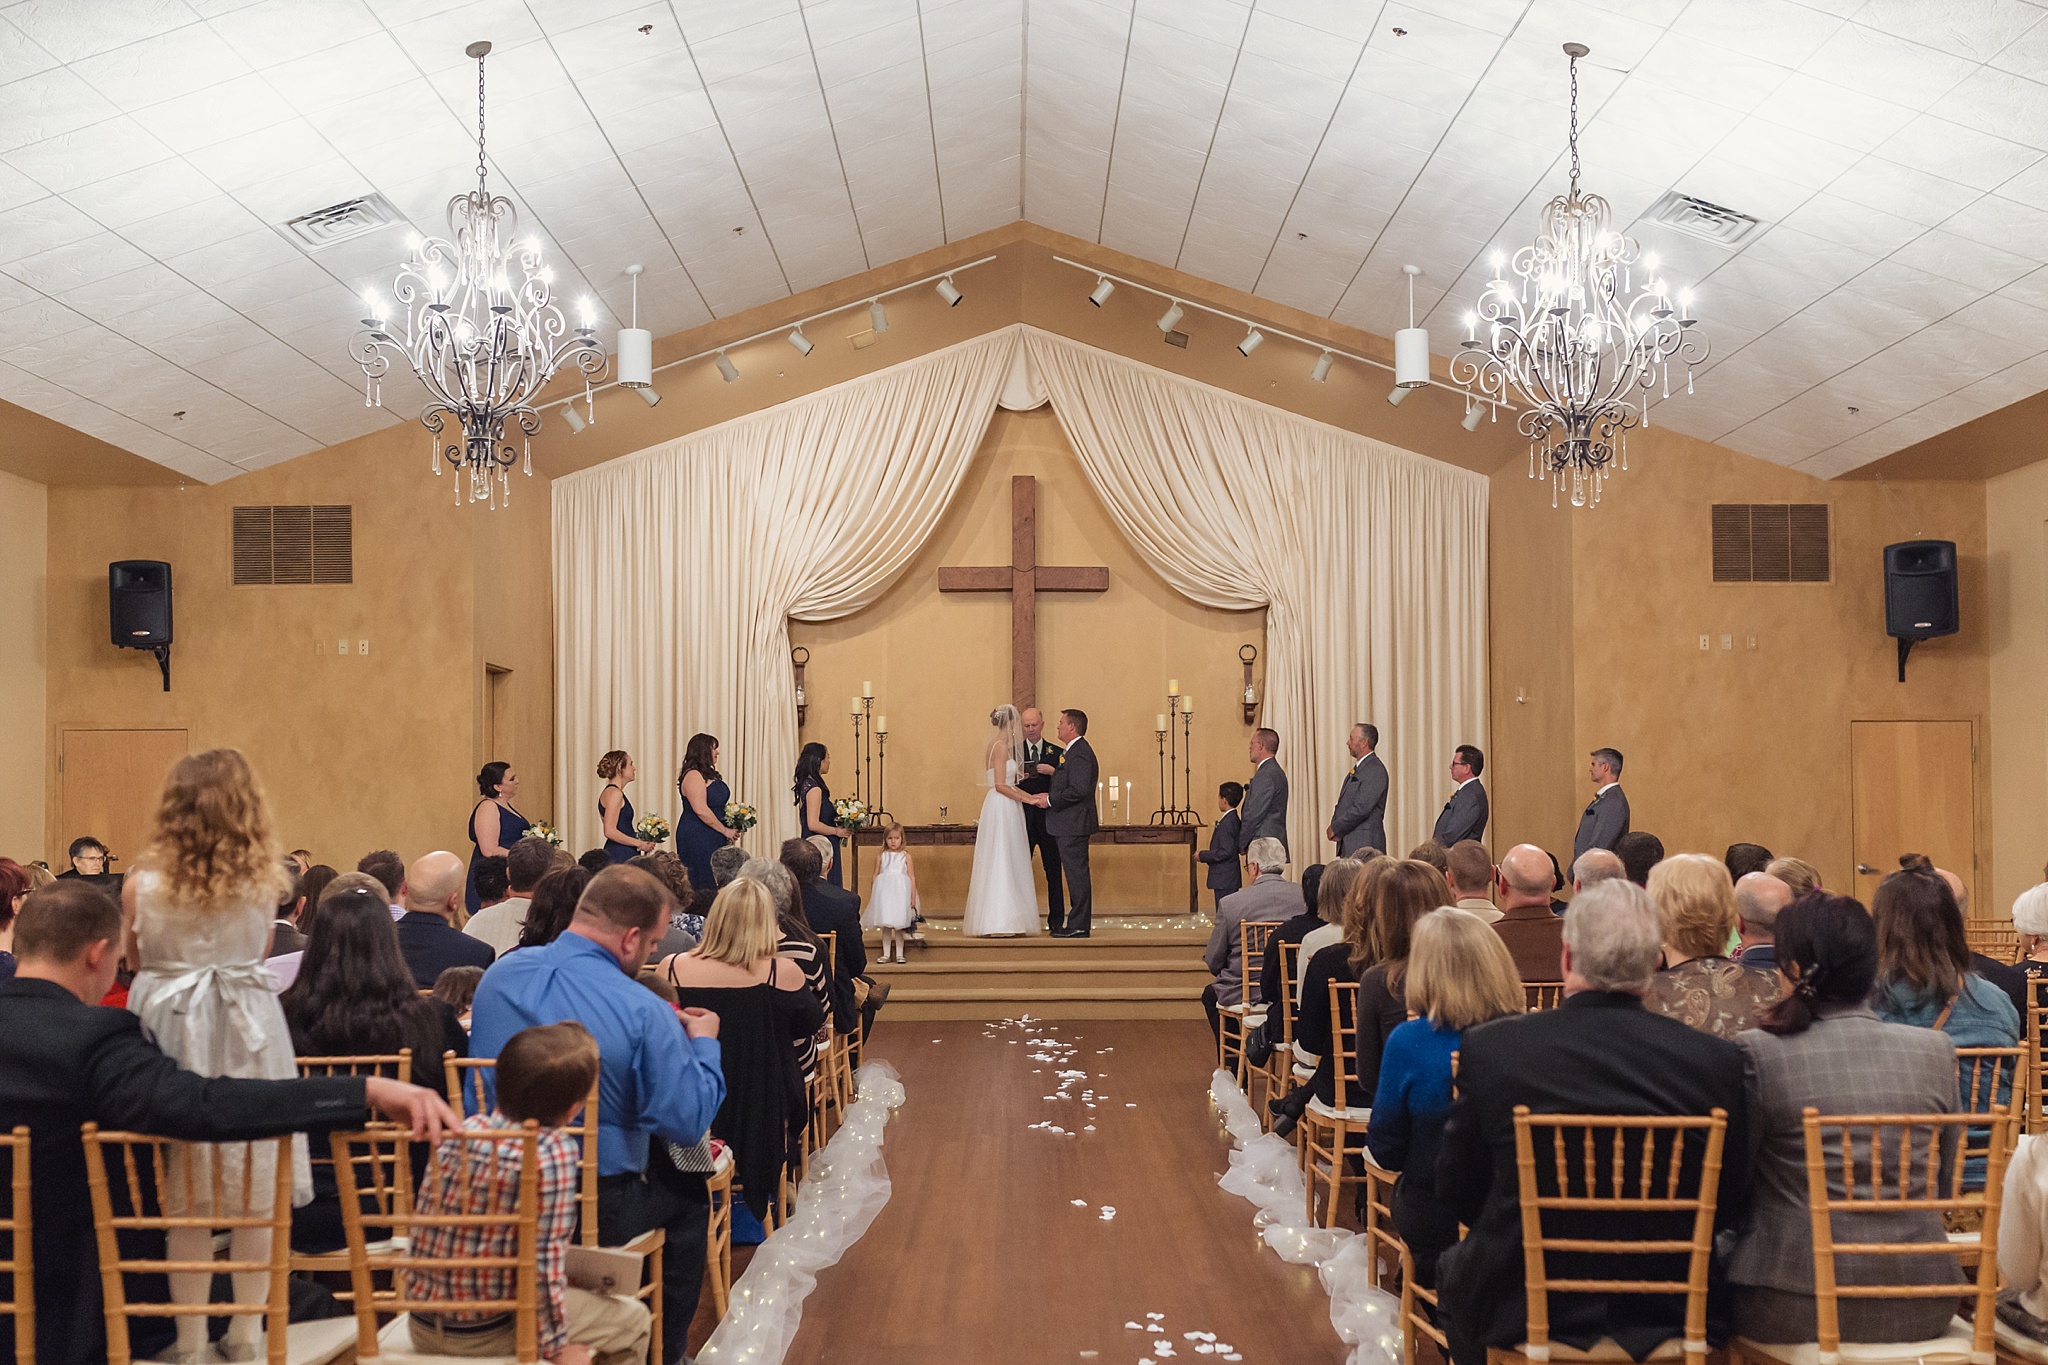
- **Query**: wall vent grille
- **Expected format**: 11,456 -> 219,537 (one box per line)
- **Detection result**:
1712,503 -> 1829,583
233,506 -> 352,585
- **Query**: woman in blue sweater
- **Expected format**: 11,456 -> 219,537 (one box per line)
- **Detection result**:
1366,906 -> 1526,1285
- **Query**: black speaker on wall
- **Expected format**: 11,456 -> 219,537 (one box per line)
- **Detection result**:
109,559 -> 173,690
1884,539 -> 1957,682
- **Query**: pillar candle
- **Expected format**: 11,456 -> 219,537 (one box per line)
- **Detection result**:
1182,695 -> 1194,714
1167,678 -> 1180,696
850,697 -> 861,716
862,680 -> 873,697
1155,714 -> 1167,733
877,716 -> 888,733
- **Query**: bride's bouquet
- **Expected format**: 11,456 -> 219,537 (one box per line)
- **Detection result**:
633,813 -> 672,846
832,796 -> 869,830
526,821 -> 562,847
724,801 -> 758,834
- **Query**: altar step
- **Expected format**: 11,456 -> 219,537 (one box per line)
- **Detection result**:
864,927 -> 1210,1020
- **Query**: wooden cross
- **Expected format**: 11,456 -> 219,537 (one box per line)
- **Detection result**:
938,475 -> 1109,708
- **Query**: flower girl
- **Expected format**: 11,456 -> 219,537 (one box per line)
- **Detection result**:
863,822 -> 919,963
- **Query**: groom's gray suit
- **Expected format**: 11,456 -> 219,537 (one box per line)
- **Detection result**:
1046,735 -> 1099,935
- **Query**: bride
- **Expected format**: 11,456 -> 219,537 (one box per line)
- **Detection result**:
961,703 -> 1040,937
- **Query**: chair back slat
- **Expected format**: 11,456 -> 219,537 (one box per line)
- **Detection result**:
1277,940 -> 1302,1046
1526,982 -> 1564,1012
443,1053 -> 602,1247
818,930 -> 838,982
1966,921 -> 2021,966
2028,993 -> 2048,1133
331,1124 -> 544,1363
81,1127 -> 296,1365
1241,920 -> 1281,1004
2,1126 -> 31,1365
296,1052 -> 415,1225
1327,979 -> 1361,1110
1509,1107 -> 1729,1358
1798,1108 -> 2008,1363
1953,1045 -> 2027,1191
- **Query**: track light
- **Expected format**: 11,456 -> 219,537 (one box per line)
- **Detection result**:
562,404 -> 587,432
1386,385 -> 1409,407
1462,398 -> 1483,430
1089,276 -> 1115,307
618,264 -> 654,390
1395,264 -> 1430,389
1311,351 -> 1334,383
714,352 -> 739,383
935,276 -> 963,306
870,299 -> 888,333
1157,300 -> 1184,332
1237,327 -> 1264,357
787,327 -> 813,356
637,385 -> 661,408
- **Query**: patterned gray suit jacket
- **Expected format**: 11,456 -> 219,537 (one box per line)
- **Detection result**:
1729,1008 -> 1960,1296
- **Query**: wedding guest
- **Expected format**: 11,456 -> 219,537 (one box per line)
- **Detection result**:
464,836 -> 555,956
675,733 -> 740,896
515,867 -> 592,951
659,878 -> 824,1226
288,848 -> 313,875
1724,842 -> 1774,882
1641,853 -> 1779,1039
1615,830 -> 1663,887
0,858 -> 27,982
1492,844 -> 1566,984
263,864 -> 337,991
1766,856 -> 1820,898
57,836 -> 123,895
395,850 -> 494,989
1445,840 -> 1499,923
465,761 -> 532,913
1199,780 -> 1246,905
2014,882 -> 2048,987
1872,855 -> 2019,1048
579,847 -> 612,873
1203,837 -> 1296,1040
268,858 -> 309,955
1728,893 -> 1962,1344
1572,848 -> 1625,892
1259,861 -> 1346,1018
628,850 -> 700,957
1934,861 -> 2030,1016
1408,840 -> 1449,875
785,837 -> 867,1033
473,856 -> 510,912
1368,907 -> 1523,1286
792,742 -> 843,886
1733,871 -> 1794,970
433,964 -> 483,1026
598,750 -> 655,865
706,842 -> 748,904
357,849 -> 406,916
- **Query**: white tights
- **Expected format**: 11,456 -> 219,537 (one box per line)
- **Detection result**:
165,1225 -> 272,1359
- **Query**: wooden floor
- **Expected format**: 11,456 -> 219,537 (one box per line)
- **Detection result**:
774,1018 -> 1347,1365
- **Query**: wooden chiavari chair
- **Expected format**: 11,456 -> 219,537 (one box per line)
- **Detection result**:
706,1147 -> 735,1317
1524,982 -> 1565,1012
1360,1155 -> 1404,1294
2,1126 -> 31,1365
291,1051 -> 413,1293
816,929 -> 851,1134
445,1054 -> 668,1357
1400,1245 -> 1449,1365
1732,1109 -> 2007,1365
83,1127 -> 356,1365
1237,919 -> 1284,1103
1260,938 -> 1304,1134
2028,992 -> 2048,1135
1301,979 -> 1369,1228
1503,1107 -> 1729,1365
1966,920 -> 2023,966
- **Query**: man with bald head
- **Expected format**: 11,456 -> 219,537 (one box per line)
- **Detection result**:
1016,705 -> 1066,926
1733,872 -> 1793,971
396,849 -> 495,988
1934,862 -> 2030,1016
1571,848 -> 1625,893
1493,843 -> 1567,985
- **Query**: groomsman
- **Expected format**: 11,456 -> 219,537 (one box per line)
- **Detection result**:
1016,706 -> 1066,927
1326,722 -> 1388,857
1572,747 -> 1631,859
1242,728 -> 1289,854
1432,744 -> 1489,847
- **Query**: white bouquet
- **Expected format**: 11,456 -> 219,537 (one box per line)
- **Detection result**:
633,813 -> 672,846
725,801 -> 758,834
832,796 -> 869,830
526,822 -> 562,847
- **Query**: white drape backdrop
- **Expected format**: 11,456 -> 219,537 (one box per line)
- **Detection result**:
554,325 -> 1487,861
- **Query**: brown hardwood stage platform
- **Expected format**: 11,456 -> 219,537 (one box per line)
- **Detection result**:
866,924 -> 1212,1020
783,1018 -> 1347,1365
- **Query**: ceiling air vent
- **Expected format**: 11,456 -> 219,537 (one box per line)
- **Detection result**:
281,193 -> 403,250
233,505 -> 353,585
1643,191 -> 1764,248
1712,504 -> 1829,583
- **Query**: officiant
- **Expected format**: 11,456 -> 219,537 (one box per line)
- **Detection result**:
1017,706 -> 1066,925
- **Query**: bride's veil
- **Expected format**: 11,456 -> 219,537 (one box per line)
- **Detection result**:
979,704 -> 1024,785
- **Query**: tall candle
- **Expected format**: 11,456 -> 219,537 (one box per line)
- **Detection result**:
850,697 -> 861,716
1182,695 -> 1194,714
862,680 -> 873,697
1167,678 -> 1180,696
1155,714 -> 1167,733
877,716 -> 888,733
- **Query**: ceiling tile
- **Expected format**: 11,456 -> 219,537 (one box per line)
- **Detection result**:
1801,24 -> 1974,111
3,0 -> 200,62
140,72 -> 297,153
70,22 -> 250,105
1857,0 -> 2046,64
1,229 -> 153,292
211,0 -> 381,67
5,117 -> 175,196
0,68 -> 119,154
1887,226 -> 2038,291
1877,114 -> 2040,192
1668,0 -> 1844,66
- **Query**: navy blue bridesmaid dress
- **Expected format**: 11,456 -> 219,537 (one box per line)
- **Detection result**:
602,784 -> 639,864
676,776 -> 732,894
797,777 -> 843,887
466,799 -> 532,912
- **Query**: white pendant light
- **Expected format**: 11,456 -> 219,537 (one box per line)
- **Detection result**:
1311,351 -> 1334,383
870,299 -> 888,333
1395,264 -> 1430,389
618,264 -> 653,390
1157,300 -> 1184,332
1089,276 -> 1115,307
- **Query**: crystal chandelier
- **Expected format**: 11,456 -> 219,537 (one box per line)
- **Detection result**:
350,40 -> 607,508
1451,42 -> 1708,509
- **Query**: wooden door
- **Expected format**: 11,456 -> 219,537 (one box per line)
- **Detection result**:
58,729 -> 189,874
1849,720 -> 1977,910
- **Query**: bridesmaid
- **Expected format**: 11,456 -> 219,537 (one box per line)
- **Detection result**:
598,750 -> 654,865
467,761 -> 531,913
675,733 -> 740,893
793,742 -> 843,887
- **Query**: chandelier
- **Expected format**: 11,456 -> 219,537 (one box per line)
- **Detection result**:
350,40 -> 607,508
1451,42 -> 1708,509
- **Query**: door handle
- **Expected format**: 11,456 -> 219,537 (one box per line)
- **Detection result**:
1856,863 -> 1879,875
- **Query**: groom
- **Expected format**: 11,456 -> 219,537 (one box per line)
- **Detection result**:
1016,706 -> 1066,929
1035,708 -> 1099,938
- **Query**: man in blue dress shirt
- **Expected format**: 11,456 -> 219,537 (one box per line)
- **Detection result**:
471,865 -> 726,1363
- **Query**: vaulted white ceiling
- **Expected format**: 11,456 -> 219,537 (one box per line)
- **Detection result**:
3,0 -> 2048,482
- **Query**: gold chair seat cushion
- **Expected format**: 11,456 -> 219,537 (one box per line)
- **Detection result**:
1306,1098 -> 1371,1123
1733,1318 -> 1978,1365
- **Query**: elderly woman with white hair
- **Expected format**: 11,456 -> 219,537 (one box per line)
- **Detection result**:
2015,882 -> 2048,991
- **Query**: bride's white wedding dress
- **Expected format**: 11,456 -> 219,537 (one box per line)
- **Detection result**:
962,757 -> 1039,937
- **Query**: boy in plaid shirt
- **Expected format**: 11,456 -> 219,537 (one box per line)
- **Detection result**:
406,1022 -> 651,1365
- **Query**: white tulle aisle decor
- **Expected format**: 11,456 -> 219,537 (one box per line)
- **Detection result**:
1209,1069 -> 1401,1365
697,1061 -> 907,1365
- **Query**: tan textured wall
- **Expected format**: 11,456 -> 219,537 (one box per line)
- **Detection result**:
1488,466 -> 1577,861
1546,428 -> 1988,899
40,426 -> 553,871
791,407 -> 1263,914
0,468 -> 47,861
1988,458 -> 2048,914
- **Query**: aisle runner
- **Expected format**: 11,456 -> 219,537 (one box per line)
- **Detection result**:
697,1061 -> 907,1365
1208,1070 -> 1400,1365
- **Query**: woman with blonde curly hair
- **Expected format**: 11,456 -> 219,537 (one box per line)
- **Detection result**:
122,748 -> 304,1360
1641,852 -> 1780,1040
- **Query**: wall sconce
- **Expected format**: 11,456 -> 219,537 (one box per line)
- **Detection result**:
1240,643 -> 1260,725
791,646 -> 809,729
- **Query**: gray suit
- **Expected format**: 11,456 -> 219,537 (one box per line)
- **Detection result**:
1328,752 -> 1387,857
1432,779 -> 1488,848
1203,872 -> 1300,1007
1242,758 -> 1289,852
1046,736 -> 1099,934
1571,784 -> 1630,859
1729,1008 -> 1961,1342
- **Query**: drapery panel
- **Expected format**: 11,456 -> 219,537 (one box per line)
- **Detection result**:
554,325 -> 1488,861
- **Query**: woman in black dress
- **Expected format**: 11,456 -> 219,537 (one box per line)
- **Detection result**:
660,877 -> 824,1223
598,750 -> 655,865
676,733 -> 739,894
466,761 -> 531,913
792,742 -> 843,887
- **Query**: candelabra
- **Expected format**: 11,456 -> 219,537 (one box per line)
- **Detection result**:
791,646 -> 809,729
1150,682 -> 1202,825
1240,644 -> 1260,725
846,690 -> 891,825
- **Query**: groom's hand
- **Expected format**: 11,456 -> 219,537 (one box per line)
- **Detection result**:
1033,793 -> 1051,807
1036,763 -> 1056,776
